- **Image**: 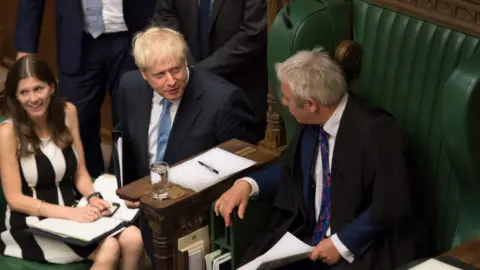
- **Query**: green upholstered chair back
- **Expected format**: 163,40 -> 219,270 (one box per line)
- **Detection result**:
268,0 -> 480,255
351,0 -> 480,253
267,0 -> 352,142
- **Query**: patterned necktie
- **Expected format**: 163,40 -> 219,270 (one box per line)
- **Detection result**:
155,99 -> 172,162
312,127 -> 331,245
198,0 -> 211,59
83,0 -> 104,38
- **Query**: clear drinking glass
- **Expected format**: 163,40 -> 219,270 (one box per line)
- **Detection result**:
150,161 -> 170,200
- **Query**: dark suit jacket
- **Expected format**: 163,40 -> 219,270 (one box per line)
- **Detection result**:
14,0 -> 156,74
241,96 -> 423,270
154,0 -> 268,126
115,67 -> 256,181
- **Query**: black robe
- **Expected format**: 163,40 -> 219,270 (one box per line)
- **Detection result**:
240,95 -> 427,270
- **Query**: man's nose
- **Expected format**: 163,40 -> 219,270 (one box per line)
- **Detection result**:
165,72 -> 175,86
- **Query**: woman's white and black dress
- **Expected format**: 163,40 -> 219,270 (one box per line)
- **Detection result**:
0,121 -> 97,263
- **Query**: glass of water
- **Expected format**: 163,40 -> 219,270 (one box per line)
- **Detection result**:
150,161 -> 170,200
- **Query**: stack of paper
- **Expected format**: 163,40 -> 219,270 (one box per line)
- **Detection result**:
169,147 -> 257,192
30,218 -> 123,242
237,232 -> 313,270
409,259 -> 462,270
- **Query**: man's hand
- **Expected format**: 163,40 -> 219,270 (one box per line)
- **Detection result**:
16,52 -> 33,60
310,238 -> 342,265
125,200 -> 140,209
214,180 -> 252,227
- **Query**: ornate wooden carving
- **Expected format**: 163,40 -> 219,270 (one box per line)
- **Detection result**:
260,0 -> 290,152
377,0 -> 480,36
116,140 -> 278,270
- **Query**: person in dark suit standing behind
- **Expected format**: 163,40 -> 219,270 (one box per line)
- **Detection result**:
155,0 -> 268,141
14,0 -> 156,177
115,26 -> 256,265
215,48 -> 422,270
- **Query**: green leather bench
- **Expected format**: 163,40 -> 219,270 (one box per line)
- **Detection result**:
0,116 -> 92,269
210,0 -> 480,268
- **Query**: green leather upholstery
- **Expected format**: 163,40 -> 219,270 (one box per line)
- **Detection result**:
267,0 -> 352,142
266,0 -> 480,256
0,116 -> 92,269
351,0 -> 480,253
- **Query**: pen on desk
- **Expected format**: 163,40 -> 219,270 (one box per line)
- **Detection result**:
197,160 -> 219,174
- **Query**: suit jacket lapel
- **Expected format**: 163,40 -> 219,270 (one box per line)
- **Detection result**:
331,96 -> 354,178
209,0 -> 226,31
137,81 -> 154,172
164,68 -> 203,163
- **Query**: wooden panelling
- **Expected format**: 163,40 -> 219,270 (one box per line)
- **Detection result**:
375,0 -> 480,36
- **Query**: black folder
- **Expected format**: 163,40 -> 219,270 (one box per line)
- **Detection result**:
112,131 -> 138,187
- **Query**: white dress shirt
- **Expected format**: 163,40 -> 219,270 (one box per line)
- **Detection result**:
243,93 -> 355,263
147,93 -> 181,164
148,69 -> 189,164
82,0 -> 128,36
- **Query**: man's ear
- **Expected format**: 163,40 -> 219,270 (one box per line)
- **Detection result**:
306,97 -> 318,113
140,70 -> 148,81
50,84 -> 56,94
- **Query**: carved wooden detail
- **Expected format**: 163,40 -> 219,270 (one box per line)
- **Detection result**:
117,140 -> 278,270
261,0 -> 289,152
377,0 -> 480,36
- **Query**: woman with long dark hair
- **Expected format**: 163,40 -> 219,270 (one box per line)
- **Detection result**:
0,55 -> 144,269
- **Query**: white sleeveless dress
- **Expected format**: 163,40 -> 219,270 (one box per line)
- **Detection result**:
0,120 -> 97,263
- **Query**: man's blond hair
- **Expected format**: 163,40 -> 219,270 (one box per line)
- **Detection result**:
132,26 -> 188,70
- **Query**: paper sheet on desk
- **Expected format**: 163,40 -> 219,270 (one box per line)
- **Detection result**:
169,147 -> 257,192
409,259 -> 462,270
237,232 -> 313,270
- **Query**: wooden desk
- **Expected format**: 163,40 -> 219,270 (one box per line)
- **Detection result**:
442,238 -> 480,268
117,139 -> 278,270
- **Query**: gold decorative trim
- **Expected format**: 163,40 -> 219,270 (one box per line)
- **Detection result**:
375,0 -> 480,36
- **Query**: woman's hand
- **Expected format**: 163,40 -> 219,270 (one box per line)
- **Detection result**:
66,206 -> 103,223
88,197 -> 112,216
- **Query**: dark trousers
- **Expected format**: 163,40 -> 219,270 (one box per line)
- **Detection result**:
59,32 -> 135,178
277,259 -> 330,270
139,211 -> 156,268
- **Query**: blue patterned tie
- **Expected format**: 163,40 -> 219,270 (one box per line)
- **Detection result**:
198,0 -> 211,59
155,99 -> 172,162
312,127 -> 331,245
83,0 -> 104,38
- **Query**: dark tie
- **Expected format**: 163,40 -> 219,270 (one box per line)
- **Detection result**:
198,0 -> 211,59
155,99 -> 172,162
312,127 -> 331,245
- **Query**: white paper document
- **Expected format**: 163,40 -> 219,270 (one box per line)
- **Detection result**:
30,217 -> 123,242
409,259 -> 462,270
237,232 -> 313,270
169,147 -> 257,192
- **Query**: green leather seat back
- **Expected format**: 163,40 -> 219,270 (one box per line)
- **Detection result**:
0,116 -> 91,269
267,0 -> 352,142
351,0 -> 480,253
267,0 -> 480,256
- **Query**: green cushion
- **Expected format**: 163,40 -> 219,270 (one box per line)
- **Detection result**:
0,116 -> 92,268
267,0 -> 352,142
351,0 -> 480,253
267,0 -> 480,257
